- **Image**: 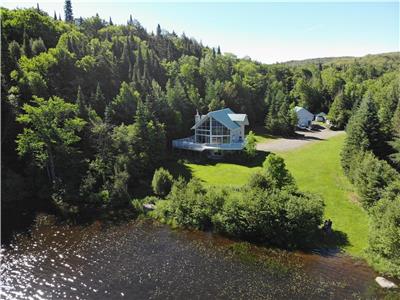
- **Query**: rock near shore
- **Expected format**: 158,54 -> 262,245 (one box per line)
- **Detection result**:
375,277 -> 398,289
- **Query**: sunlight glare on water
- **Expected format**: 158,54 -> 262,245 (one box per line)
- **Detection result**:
0,218 -> 388,299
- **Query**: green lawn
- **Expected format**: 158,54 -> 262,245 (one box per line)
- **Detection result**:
185,134 -> 369,257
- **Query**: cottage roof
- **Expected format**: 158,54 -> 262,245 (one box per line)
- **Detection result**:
228,113 -> 249,125
192,108 -> 246,130
294,106 -> 314,116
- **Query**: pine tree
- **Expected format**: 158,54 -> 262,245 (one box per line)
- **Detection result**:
109,17 -> 113,26
389,100 -> 400,167
136,46 -> 143,76
36,3 -> 40,11
64,0 -> 74,23
54,11 -> 58,20
58,13 -> 62,21
31,38 -> 47,56
22,30 -> 31,58
8,40 -> 21,62
217,46 -> 221,55
328,91 -> 349,129
128,14 -> 133,25
76,86 -> 88,119
109,82 -> 139,125
92,83 -> 106,116
392,100 -> 400,137
156,24 -> 162,37
341,94 -> 383,176
119,42 -> 130,81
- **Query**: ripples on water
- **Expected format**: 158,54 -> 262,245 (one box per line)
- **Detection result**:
0,216 -> 390,299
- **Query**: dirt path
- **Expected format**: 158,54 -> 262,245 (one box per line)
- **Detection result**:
256,129 -> 345,153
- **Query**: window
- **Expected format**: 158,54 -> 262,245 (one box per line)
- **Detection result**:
211,119 -> 229,135
195,117 -> 231,145
196,135 -> 210,144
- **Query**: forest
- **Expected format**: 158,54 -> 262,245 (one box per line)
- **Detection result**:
1,5 -> 399,276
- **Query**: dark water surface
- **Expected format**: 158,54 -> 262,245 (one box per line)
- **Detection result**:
0,217 -> 392,299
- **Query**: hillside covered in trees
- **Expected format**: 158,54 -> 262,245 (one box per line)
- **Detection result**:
1,5 -> 400,275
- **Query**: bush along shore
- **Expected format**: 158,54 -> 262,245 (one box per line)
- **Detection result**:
142,154 -> 328,251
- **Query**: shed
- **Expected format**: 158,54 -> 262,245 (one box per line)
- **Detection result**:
315,112 -> 327,122
294,106 -> 314,128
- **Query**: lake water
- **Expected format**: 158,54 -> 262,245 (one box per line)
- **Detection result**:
0,217 -> 394,299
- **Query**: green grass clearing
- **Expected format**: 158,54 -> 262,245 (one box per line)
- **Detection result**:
185,134 -> 369,257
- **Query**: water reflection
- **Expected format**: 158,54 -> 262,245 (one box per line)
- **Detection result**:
0,217 -> 388,299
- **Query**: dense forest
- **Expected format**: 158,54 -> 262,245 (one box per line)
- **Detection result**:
1,5 -> 399,275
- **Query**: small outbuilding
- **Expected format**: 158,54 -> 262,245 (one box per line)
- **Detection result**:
315,112 -> 327,122
294,106 -> 314,128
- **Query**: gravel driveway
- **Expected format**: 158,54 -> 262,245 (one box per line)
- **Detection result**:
256,129 -> 345,153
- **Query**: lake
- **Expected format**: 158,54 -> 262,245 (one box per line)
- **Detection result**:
0,216 -> 392,299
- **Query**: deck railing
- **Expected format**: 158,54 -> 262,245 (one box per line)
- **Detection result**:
172,136 -> 245,151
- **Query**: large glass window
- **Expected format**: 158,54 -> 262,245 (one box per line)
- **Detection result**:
195,118 -> 211,144
211,119 -> 229,135
195,117 -> 231,144
198,119 -> 210,130
196,135 -> 210,144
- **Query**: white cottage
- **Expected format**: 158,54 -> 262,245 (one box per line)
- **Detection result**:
172,108 -> 249,154
294,106 -> 314,128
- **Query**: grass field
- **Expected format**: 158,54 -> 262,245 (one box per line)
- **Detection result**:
185,134 -> 369,257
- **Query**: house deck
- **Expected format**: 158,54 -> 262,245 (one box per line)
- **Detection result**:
172,136 -> 245,152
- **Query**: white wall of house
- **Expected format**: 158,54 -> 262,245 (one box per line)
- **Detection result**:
296,109 -> 314,127
230,128 -> 241,143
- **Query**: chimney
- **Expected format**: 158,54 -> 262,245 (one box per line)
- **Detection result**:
195,109 -> 200,124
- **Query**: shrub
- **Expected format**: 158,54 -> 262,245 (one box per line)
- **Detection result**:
214,188 -> 323,249
247,171 -> 272,190
368,196 -> 400,277
154,178 -> 225,230
262,154 -> 295,189
244,130 -> 257,157
151,167 -> 173,197
153,177 -> 324,249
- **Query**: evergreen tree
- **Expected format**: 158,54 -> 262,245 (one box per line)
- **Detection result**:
31,38 -> 47,56
265,83 -> 296,135
136,45 -> 143,76
92,83 -> 107,116
54,11 -> 57,20
389,101 -> 400,167
156,24 -> 162,37
152,168 -> 173,196
109,17 -> 113,26
341,94 -> 383,175
128,14 -> 133,25
64,0 -> 74,23
108,82 -> 139,125
392,100 -> 400,137
262,154 -> 295,189
22,30 -> 31,58
8,40 -> 21,62
119,41 -> 131,81
353,152 -> 398,208
328,91 -> 349,129
389,138 -> 400,167
76,86 -> 88,119
217,46 -> 221,55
